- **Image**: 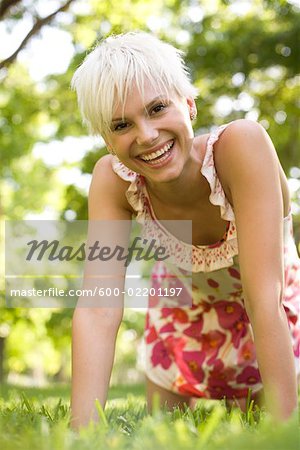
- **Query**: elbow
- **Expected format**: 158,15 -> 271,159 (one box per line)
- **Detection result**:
243,284 -> 284,322
73,306 -> 123,332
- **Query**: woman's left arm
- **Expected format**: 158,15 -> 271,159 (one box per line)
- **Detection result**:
215,119 -> 298,421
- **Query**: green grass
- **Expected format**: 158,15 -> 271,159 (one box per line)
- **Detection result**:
0,383 -> 299,450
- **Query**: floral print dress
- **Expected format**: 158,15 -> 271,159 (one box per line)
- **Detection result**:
112,123 -> 300,400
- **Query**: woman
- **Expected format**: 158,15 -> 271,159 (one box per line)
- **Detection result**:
70,31 -> 300,429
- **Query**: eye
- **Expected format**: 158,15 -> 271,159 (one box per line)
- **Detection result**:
151,102 -> 168,115
113,122 -> 129,132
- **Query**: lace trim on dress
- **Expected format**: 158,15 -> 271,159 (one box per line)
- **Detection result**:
111,123 -> 239,272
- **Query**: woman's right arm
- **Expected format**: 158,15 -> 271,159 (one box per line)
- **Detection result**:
71,155 -> 132,430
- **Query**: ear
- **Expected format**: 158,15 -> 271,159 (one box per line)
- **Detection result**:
186,97 -> 197,115
186,97 -> 197,120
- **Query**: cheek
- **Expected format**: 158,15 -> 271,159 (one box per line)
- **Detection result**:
171,109 -> 191,127
176,119 -> 194,139
113,139 -> 135,159
103,134 -> 114,149
107,136 -> 125,151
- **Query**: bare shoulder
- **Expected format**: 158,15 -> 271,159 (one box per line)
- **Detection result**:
214,119 -> 276,160
89,154 -> 135,219
92,154 -> 127,189
213,120 -> 279,198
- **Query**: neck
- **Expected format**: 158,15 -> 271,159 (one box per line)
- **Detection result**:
145,142 -> 209,208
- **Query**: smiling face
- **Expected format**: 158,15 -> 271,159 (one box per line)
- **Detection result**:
104,81 -> 197,185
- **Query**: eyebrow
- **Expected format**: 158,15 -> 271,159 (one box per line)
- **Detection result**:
111,96 -> 168,123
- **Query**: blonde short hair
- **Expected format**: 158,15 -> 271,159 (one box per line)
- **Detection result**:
71,31 -> 198,137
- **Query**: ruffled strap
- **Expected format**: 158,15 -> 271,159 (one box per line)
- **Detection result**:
111,157 -> 136,182
111,156 -> 147,223
201,123 -> 235,221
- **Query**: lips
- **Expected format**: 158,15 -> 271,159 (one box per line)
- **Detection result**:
136,140 -> 175,167
137,140 -> 175,162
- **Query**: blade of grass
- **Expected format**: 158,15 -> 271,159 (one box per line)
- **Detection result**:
95,399 -> 108,428
20,392 -> 34,413
198,405 -> 225,446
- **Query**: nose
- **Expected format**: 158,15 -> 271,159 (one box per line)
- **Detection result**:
135,119 -> 159,146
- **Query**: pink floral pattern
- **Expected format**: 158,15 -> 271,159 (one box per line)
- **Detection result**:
112,123 -> 300,401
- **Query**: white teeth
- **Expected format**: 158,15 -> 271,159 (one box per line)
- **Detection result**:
140,141 -> 173,161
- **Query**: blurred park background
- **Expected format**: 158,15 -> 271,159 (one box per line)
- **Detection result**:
0,0 -> 299,391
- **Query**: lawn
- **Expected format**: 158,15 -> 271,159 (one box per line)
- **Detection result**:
0,383 -> 299,450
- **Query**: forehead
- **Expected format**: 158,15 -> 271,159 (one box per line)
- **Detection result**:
112,80 -> 172,119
